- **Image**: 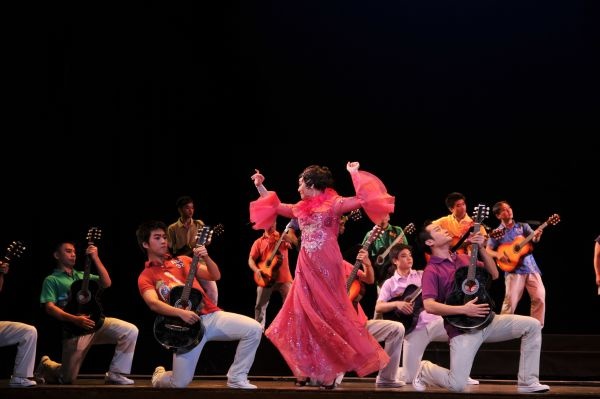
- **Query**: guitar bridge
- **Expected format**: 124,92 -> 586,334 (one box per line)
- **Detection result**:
165,324 -> 190,332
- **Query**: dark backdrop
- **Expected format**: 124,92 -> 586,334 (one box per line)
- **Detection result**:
1,1 -> 597,378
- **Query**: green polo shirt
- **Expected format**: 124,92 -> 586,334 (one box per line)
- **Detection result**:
40,269 -> 99,308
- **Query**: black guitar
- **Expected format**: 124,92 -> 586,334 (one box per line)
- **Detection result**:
63,227 -> 105,337
153,226 -> 213,352
444,204 -> 495,331
383,284 -> 423,334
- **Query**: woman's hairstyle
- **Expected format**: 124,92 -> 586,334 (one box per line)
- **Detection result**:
299,165 -> 334,190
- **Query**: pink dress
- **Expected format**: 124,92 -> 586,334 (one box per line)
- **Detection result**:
249,170 -> 394,383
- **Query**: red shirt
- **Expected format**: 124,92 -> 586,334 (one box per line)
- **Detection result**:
138,255 -> 220,315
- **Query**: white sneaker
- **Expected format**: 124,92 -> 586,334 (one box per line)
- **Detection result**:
517,382 -> 550,393
152,366 -> 166,386
104,371 -> 134,385
227,379 -> 257,389
412,362 -> 426,392
467,377 -> 480,385
376,379 -> 406,388
8,376 -> 37,387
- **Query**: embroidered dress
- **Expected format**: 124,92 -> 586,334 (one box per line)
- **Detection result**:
249,170 -> 393,383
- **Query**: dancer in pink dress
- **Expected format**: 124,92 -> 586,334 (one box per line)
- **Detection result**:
250,162 -> 394,388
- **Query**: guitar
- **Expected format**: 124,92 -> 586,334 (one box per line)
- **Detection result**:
347,225 -> 383,303
254,220 -> 294,288
374,223 -> 416,285
382,284 -> 423,334
153,226 -> 214,352
2,240 -> 26,264
445,204 -> 495,331
172,223 -> 224,257
63,227 -> 105,337
496,214 -> 560,272
0,241 -> 26,277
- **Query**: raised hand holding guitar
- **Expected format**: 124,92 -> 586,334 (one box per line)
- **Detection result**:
63,227 -> 106,336
495,214 -> 560,272
444,204 -> 498,331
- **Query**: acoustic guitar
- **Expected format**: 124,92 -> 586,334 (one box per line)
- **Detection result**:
254,220 -> 294,288
347,225 -> 383,303
153,226 -> 215,352
382,284 -> 423,334
444,204 -> 495,331
63,227 -> 105,337
496,214 -> 560,272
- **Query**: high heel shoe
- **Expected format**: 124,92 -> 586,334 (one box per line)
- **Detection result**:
294,378 -> 308,387
320,381 -> 336,390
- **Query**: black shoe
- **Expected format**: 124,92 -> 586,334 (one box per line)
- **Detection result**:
294,378 -> 308,387
320,382 -> 336,390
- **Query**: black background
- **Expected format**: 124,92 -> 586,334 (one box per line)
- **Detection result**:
1,1 -> 598,377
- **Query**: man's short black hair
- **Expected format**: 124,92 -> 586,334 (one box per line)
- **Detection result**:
176,195 -> 193,208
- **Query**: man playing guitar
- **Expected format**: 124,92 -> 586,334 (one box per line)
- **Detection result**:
248,219 -> 298,328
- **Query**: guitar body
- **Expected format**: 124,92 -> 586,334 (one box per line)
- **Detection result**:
254,252 -> 283,288
348,279 -> 365,303
445,266 -> 495,330
382,284 -> 423,334
63,279 -> 105,337
496,236 -> 532,272
373,247 -> 396,286
153,286 -> 205,352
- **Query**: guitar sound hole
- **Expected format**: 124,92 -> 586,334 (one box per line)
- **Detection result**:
461,279 -> 480,295
77,291 -> 91,304
174,299 -> 191,310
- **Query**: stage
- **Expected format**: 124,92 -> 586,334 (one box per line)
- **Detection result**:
2,376 -> 600,399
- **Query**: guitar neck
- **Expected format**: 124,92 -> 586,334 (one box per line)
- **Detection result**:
519,221 -> 547,247
379,231 -> 406,260
466,222 -> 481,281
81,254 -> 92,291
266,225 -> 291,265
346,238 -> 373,292
182,256 -> 200,301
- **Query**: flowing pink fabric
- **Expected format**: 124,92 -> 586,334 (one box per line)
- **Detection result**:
249,191 -> 280,230
250,170 -> 395,383
350,170 -> 395,225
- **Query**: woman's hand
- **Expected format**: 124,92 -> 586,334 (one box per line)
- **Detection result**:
251,168 -> 265,186
346,161 -> 360,173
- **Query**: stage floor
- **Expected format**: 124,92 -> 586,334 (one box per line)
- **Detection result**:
3,376 -> 600,399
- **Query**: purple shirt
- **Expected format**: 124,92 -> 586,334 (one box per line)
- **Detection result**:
422,253 -> 476,339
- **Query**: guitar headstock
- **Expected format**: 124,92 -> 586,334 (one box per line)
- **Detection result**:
195,226 -> 212,247
86,227 -> 102,245
546,214 -> 560,226
365,225 -> 384,246
211,223 -> 224,238
348,209 -> 363,222
4,240 -> 26,262
403,223 -> 416,235
472,204 -> 490,224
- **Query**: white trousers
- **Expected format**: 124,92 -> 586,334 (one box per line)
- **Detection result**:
153,310 -> 263,388
0,321 -> 37,377
419,314 -> 542,392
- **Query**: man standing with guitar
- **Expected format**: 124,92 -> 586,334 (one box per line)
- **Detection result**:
36,238 -> 138,385
411,221 -> 549,394
168,196 -> 219,305
432,192 -> 487,256
485,201 -> 551,326
137,221 -> 262,389
248,219 -> 298,328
